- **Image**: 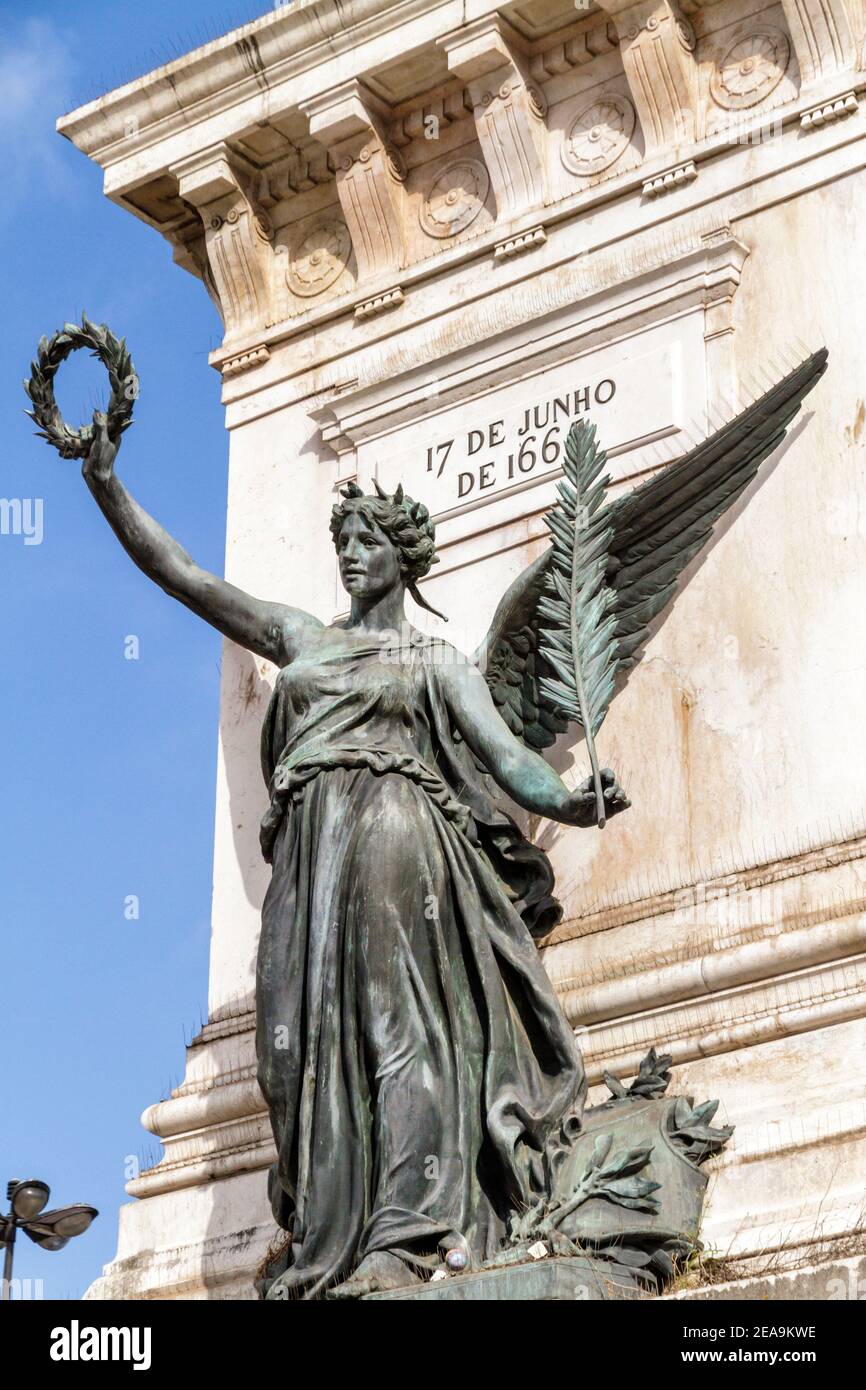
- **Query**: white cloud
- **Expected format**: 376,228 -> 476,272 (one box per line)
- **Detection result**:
0,16 -> 77,221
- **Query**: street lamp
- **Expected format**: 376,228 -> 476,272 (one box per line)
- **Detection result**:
1,1179 -> 98,1300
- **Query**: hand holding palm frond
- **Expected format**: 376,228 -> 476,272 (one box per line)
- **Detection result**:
472,349 -> 828,832
537,421 -> 619,827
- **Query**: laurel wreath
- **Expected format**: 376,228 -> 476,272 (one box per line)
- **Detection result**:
23,315 -> 138,460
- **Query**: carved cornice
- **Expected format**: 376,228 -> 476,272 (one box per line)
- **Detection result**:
528,20 -> 621,81
57,0 -> 455,160
642,157 -> 697,196
301,80 -> 408,284
387,85 -> 474,148
597,0 -> 700,154
779,0 -> 859,88
561,911 -> 866,1027
546,826 -> 866,948
439,16 -> 549,220
801,89 -> 859,129
355,286 -> 405,320
222,344 -> 270,378
494,225 -> 547,258
60,0 -> 866,366
581,954 -> 866,1081
171,146 -> 277,342
255,146 -> 332,208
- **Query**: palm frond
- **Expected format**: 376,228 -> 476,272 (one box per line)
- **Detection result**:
538,421 -> 619,826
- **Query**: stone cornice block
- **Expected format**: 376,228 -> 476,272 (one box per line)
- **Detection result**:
439,14 -> 548,219
301,78 -> 390,147
172,149 -> 242,208
169,143 -> 278,342
299,80 -> 409,285
780,0 -> 858,88
437,14 -> 528,81
596,0 -> 700,154
57,0 -> 443,159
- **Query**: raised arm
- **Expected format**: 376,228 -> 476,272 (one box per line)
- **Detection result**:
83,413 -> 321,665
441,654 -> 629,827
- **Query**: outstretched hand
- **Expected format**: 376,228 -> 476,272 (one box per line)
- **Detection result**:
560,768 -> 630,827
82,411 -> 119,488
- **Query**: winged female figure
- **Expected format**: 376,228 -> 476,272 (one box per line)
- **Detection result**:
77,347 -> 825,1299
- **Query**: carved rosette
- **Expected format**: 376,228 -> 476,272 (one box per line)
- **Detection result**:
419,159 -> 490,239
286,217 -> 351,297
711,29 -> 790,110
562,94 -> 636,177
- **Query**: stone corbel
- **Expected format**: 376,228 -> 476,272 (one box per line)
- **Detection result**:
596,1 -> 700,156
778,0 -> 858,88
171,146 -> 276,344
439,17 -> 548,221
167,217 -> 222,320
301,81 -> 408,289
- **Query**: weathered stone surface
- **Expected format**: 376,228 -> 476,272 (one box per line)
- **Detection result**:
55,0 -> 866,1299
663,1254 -> 866,1302
365,1255 -> 652,1301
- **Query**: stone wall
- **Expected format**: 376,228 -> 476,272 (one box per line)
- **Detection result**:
60,0 -> 866,1298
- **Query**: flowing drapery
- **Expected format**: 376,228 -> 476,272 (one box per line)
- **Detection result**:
256,635 -> 584,1299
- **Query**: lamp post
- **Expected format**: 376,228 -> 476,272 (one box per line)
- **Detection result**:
0,1179 -> 98,1300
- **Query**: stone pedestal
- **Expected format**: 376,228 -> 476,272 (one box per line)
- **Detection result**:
366,1255 -> 652,1301
60,0 -> 866,1300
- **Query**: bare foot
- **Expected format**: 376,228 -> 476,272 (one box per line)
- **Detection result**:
327,1251 -> 421,1300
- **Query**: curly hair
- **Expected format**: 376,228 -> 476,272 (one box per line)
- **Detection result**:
330,480 -> 447,619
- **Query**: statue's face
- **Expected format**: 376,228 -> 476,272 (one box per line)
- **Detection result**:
337,510 -> 402,601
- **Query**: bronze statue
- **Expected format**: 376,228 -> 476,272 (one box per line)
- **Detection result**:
26,326 -> 827,1299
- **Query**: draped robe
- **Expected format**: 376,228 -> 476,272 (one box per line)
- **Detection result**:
256,629 -> 585,1299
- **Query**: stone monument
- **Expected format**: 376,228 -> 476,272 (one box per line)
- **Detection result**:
49,0 -> 866,1298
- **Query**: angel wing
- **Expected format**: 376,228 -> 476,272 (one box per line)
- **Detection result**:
473,348 -> 828,749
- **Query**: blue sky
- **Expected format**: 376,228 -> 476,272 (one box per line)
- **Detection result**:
0,0 -> 279,1298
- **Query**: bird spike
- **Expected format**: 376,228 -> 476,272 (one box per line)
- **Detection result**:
793,337 -> 816,365
373,477 -> 388,499
770,355 -> 793,382
739,372 -> 764,406
779,344 -> 801,373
